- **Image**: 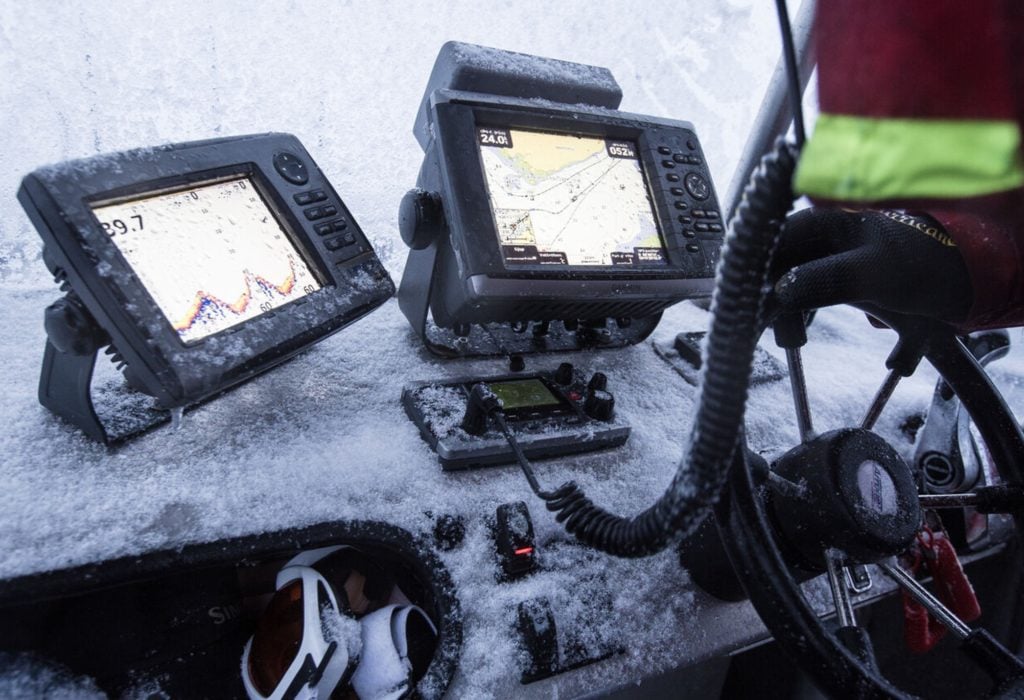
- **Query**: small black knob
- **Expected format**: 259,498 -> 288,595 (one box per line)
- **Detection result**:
44,296 -> 108,356
399,188 -> 443,250
509,354 -> 526,372
554,362 -> 574,386
433,513 -> 466,551
587,372 -> 608,393
584,389 -> 615,421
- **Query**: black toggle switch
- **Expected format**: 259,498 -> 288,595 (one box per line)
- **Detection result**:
517,597 -> 559,682
495,501 -> 537,580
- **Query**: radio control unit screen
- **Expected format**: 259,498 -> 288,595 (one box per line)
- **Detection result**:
487,378 -> 562,410
91,176 -> 322,344
478,127 -> 667,267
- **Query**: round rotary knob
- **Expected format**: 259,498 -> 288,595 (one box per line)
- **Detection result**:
399,188 -> 443,250
584,389 -> 615,422
554,362 -> 575,386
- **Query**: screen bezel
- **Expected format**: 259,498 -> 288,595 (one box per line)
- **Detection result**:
433,101 -> 698,281
466,375 -> 576,421
87,170 -> 326,347
475,127 -> 669,270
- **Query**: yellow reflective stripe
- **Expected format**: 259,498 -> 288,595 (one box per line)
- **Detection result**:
795,114 -> 1024,200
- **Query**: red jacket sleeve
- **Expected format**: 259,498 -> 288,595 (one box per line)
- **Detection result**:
798,0 -> 1024,330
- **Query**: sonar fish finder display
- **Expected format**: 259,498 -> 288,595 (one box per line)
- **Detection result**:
478,127 -> 667,267
91,176 -> 322,344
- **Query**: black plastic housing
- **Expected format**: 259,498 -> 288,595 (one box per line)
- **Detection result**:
398,43 -> 723,355
18,133 -> 394,418
417,93 -> 722,327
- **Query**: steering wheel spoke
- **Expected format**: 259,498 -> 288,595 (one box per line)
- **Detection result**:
919,485 -> 1024,515
878,560 -> 972,639
785,346 -> 815,442
824,549 -> 857,627
861,368 -> 902,431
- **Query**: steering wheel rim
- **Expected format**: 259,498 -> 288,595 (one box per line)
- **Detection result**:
715,308 -> 1024,699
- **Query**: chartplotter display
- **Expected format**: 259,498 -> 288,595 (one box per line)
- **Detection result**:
91,177 -> 322,344
478,128 -> 667,267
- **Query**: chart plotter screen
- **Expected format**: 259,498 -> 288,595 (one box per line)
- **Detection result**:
478,127 -> 667,267
91,176 -> 322,344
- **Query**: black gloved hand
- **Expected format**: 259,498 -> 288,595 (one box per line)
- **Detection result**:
770,208 -> 973,324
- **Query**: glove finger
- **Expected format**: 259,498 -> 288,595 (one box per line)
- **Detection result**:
773,249 -> 872,311
771,208 -> 864,279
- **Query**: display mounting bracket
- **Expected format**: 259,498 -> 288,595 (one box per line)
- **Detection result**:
397,239 -> 661,358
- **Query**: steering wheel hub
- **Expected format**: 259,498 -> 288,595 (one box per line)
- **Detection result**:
769,428 -> 921,569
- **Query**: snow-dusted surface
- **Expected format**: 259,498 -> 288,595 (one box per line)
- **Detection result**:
2,2 -> 1024,698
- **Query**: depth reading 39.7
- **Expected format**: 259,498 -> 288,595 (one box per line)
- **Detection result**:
100,214 -> 144,237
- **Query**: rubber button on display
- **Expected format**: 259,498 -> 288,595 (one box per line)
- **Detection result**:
314,222 -> 333,236
684,172 -> 710,200
273,152 -> 309,185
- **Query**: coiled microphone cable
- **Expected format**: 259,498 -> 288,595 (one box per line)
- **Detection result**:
470,136 -> 800,557
471,0 -> 808,557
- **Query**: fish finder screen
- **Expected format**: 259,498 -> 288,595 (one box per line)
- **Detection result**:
91,176 -> 322,344
478,127 -> 666,267
488,378 -> 562,411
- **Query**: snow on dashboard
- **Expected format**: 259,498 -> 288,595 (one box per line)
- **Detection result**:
2,1 -> 1023,698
